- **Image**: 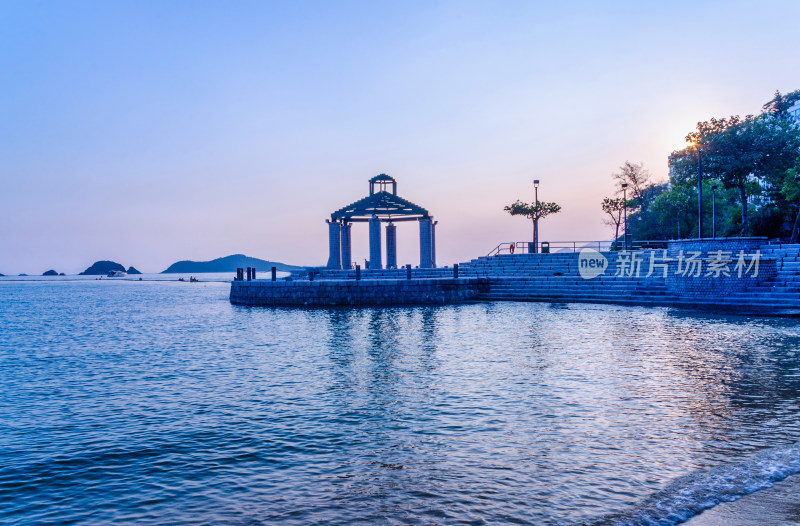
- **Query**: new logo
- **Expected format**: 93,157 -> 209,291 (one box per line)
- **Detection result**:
578,248 -> 608,279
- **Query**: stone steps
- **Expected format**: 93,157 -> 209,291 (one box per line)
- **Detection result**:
755,284 -> 800,291
487,285 -> 667,291
480,292 -> 800,308
744,288 -> 800,295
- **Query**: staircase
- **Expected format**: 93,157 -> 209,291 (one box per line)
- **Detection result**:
461,252 -> 674,306
469,245 -> 800,314
314,244 -> 800,315
731,243 -> 800,311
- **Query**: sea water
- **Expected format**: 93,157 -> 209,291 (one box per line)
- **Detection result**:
1,280 -> 799,525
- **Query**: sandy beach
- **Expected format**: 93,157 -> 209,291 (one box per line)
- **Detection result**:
685,474 -> 800,525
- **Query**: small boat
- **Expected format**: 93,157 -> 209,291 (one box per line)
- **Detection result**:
107,270 -> 127,277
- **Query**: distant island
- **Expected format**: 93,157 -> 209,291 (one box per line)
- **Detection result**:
80,261 -> 127,275
42,270 -> 59,276
162,254 -> 304,274
127,266 -> 142,275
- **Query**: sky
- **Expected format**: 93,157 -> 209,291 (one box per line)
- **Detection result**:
1,0 -> 799,274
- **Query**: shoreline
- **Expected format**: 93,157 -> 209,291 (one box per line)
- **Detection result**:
0,277 -> 232,283
685,474 -> 800,525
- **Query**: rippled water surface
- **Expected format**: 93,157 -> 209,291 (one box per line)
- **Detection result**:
1,281 -> 799,525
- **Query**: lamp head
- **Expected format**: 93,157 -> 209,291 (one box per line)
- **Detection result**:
533,179 -> 540,187
711,185 -> 718,191
621,183 -> 628,189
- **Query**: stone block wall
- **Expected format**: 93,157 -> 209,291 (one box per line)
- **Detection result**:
666,237 -> 767,257
664,259 -> 777,296
665,238 -> 776,296
230,278 -> 489,306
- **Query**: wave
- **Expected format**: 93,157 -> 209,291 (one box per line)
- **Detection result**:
582,441 -> 800,526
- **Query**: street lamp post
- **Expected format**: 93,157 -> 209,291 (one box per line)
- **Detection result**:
697,144 -> 704,239
533,179 -> 540,254
711,184 -> 718,239
622,183 -> 628,250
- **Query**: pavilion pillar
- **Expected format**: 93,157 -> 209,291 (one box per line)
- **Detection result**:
369,215 -> 382,269
326,219 -> 342,269
419,217 -> 433,269
340,221 -> 352,270
385,223 -> 397,269
431,220 -> 437,268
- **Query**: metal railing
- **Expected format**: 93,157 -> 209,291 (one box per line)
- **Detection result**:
630,240 -> 669,250
486,239 -> 670,256
487,241 -> 613,256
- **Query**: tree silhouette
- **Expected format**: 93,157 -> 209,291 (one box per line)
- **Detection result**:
601,197 -> 629,245
504,200 -> 562,249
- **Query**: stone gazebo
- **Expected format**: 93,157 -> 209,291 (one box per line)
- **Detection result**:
327,174 -> 437,269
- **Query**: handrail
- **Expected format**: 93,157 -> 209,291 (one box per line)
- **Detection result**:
487,241 -> 614,256
485,239 -> 678,256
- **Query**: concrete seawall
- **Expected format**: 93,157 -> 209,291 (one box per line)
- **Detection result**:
230,240 -> 800,316
230,277 -> 489,306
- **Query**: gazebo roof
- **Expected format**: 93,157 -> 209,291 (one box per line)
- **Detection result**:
331,175 -> 430,222
369,173 -> 396,184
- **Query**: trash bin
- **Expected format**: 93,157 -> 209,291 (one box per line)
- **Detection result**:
541,242 -> 550,254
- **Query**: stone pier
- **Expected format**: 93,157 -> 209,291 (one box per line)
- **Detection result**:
231,277 -> 489,306
233,238 -> 800,316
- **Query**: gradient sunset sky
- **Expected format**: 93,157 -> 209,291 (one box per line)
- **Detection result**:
2,1 -> 798,274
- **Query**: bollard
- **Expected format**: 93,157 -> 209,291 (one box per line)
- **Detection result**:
453,263 -> 459,279
355,264 -> 361,281
238,268 -> 243,281
406,264 -> 412,280
252,268 -> 257,280
246,267 -> 252,281
271,266 -> 277,281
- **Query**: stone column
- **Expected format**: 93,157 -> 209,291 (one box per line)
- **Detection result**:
369,215 -> 382,269
385,223 -> 397,269
431,220 -> 438,268
419,217 -> 433,269
340,221 -> 352,270
326,219 -> 342,269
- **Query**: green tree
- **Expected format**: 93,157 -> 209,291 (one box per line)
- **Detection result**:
682,114 -> 800,235
782,164 -> 800,242
609,88 -> 800,242
604,162 -> 669,241
650,187 -> 692,239
762,89 -> 800,118
504,200 -> 561,248
612,161 -> 652,214
601,197 -> 629,247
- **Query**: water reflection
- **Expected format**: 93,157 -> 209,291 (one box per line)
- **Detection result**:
417,307 -> 439,375
3,282 -> 800,525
